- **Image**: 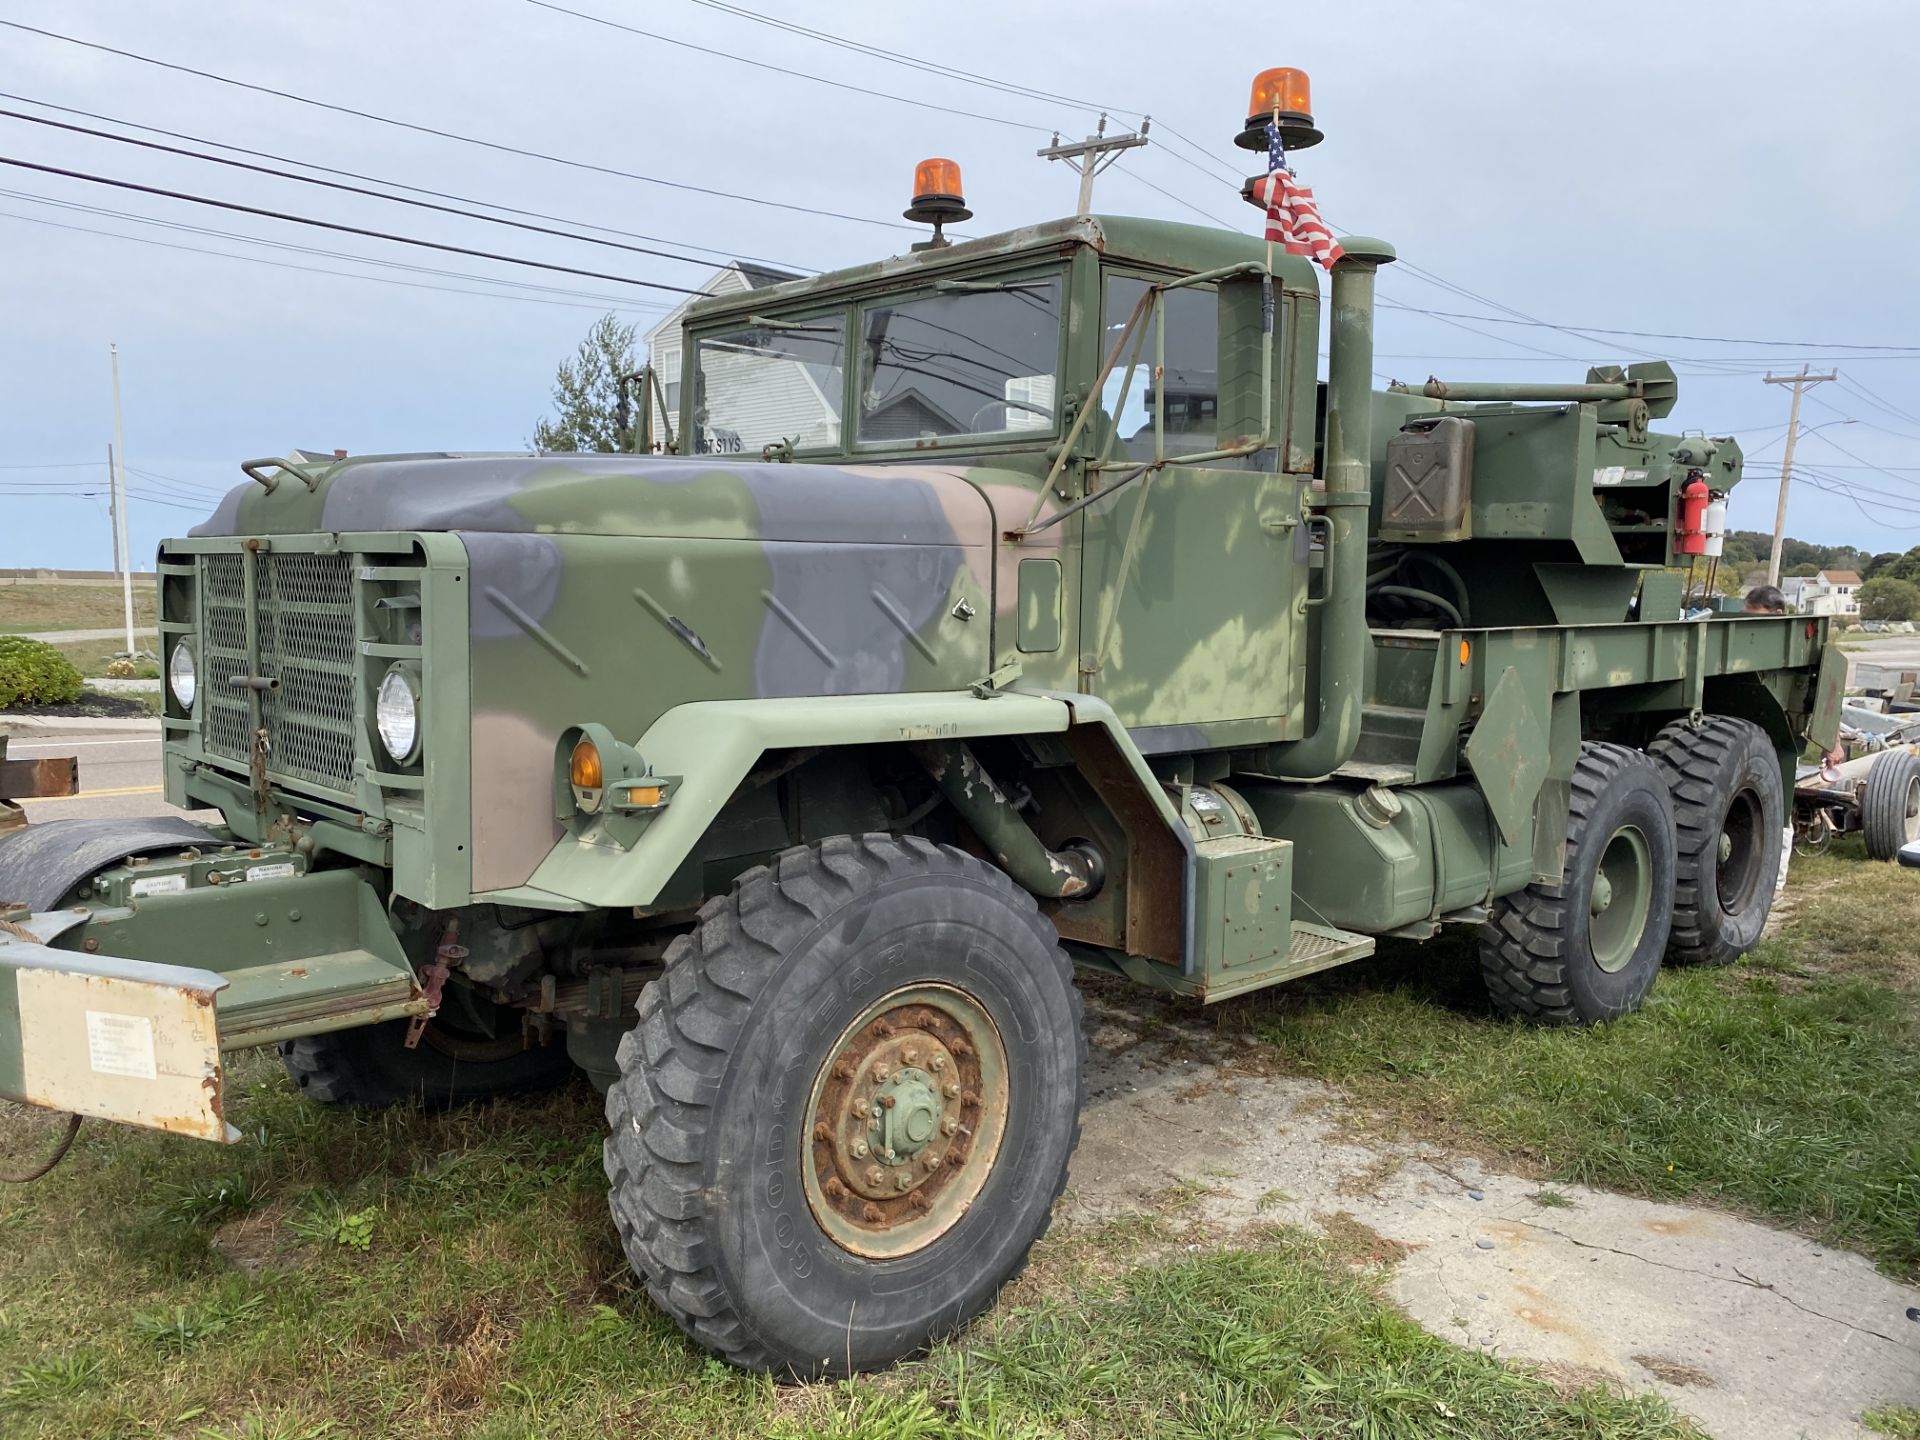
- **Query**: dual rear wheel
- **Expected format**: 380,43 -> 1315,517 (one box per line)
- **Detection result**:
1478,718 -> 1784,1024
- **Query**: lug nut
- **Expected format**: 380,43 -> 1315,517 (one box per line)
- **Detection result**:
812,1122 -> 831,1142
943,1082 -> 960,1099
824,1177 -> 846,1199
951,1040 -> 973,1059
922,1154 -> 941,1172
832,1058 -> 856,1080
929,1055 -> 948,1073
902,1047 -> 920,1065
894,1173 -> 914,1192
865,1166 -> 886,1188
962,1092 -> 980,1109
880,1094 -> 896,1110
940,1117 -> 958,1136
909,1191 -> 931,1211
850,1139 -> 869,1159
863,1203 -> 884,1223
873,1062 -> 892,1081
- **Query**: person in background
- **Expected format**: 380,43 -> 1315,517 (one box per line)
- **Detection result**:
1744,584 -> 1788,615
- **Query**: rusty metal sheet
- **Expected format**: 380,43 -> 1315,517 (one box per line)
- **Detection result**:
0,912 -> 236,1143
0,754 -> 77,801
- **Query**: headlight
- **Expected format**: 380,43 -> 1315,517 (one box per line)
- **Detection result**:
375,665 -> 422,763
167,640 -> 197,711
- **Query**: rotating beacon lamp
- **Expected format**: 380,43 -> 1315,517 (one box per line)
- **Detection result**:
903,158 -> 971,249
1234,67 -> 1322,151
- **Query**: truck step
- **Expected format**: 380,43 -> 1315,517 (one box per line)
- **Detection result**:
1342,703 -> 1428,777
217,950 -> 423,1053
1199,920 -> 1376,1003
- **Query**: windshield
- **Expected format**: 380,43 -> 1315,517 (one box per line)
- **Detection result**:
856,276 -> 1063,444
694,316 -> 846,455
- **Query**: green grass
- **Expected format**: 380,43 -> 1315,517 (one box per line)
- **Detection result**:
1208,836 -> 1920,1275
0,1060 -> 1690,1439
0,582 -> 157,635
1864,1405 -> 1920,1438
1,844 -> 1912,1434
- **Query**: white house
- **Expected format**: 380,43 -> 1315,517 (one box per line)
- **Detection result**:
1781,570 -> 1862,617
642,261 -> 810,449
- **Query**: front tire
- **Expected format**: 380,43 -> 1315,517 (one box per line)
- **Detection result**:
603,834 -> 1083,1376
1478,743 -> 1676,1024
1648,716 -> 1783,966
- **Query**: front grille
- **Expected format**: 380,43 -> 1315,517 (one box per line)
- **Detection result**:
201,551 -> 358,791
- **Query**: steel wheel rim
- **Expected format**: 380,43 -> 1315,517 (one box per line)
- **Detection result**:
1589,824 -> 1653,974
803,983 -> 1008,1259
1717,788 -> 1764,918
1905,776 -> 1920,843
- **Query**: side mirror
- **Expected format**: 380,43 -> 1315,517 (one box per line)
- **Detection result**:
1899,841 -> 1920,870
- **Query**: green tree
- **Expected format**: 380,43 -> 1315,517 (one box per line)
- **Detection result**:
1864,551 -> 1904,580
1857,576 -> 1920,622
1784,562 -> 1819,578
532,313 -> 641,453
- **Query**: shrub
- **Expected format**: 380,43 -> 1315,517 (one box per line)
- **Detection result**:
0,635 -> 85,708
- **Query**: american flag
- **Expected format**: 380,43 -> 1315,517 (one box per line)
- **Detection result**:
1252,121 -> 1342,271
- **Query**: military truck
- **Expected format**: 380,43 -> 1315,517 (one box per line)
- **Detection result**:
0,69 -> 1842,1375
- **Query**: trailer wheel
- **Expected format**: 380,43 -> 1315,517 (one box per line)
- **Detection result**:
1863,750 -> 1920,861
278,1004 -> 572,1109
1648,717 -> 1783,966
603,834 -> 1083,1376
1478,743 -> 1676,1024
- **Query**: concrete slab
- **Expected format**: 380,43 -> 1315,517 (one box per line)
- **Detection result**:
1066,994 -> 1920,1440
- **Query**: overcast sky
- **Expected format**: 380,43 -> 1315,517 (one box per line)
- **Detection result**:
4,0 -> 1917,570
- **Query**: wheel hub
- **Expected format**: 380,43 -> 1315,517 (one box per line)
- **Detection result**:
804,984 -> 1007,1258
1590,872 -> 1614,916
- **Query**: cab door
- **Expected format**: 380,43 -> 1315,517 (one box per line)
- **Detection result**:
1077,275 -> 1308,745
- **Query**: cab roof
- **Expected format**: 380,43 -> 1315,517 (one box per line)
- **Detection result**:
687,214 -> 1323,325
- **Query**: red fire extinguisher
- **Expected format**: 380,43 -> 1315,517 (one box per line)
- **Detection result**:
1676,473 -> 1711,556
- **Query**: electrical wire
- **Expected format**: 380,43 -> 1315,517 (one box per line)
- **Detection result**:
0,19 -> 923,232
1,185 -> 674,309
0,155 -> 710,296
524,0 -> 1055,135
0,106 -> 809,278
0,90 -> 811,273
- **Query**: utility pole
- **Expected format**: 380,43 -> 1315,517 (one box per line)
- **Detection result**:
109,343 -> 135,658
1037,114 -> 1150,216
1763,366 -> 1838,586
106,443 -> 123,580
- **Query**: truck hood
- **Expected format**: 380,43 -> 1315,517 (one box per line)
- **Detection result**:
189,452 -> 994,548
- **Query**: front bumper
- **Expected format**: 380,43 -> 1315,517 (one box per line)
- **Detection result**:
0,861 -> 422,1142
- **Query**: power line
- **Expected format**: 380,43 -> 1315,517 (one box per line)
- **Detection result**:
524,0 -> 1054,135
1375,299 -> 1920,355
2,185 -> 674,309
0,19 -> 921,232
0,106 -> 808,278
0,201 -> 673,317
0,90 -> 810,273
0,155 -> 711,295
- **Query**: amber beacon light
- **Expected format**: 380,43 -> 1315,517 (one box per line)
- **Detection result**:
1235,66 -> 1322,151
903,157 -> 971,248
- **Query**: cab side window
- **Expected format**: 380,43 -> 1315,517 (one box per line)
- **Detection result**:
1100,278 -> 1219,461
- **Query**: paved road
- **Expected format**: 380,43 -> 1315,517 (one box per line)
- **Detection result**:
9,730 -> 172,821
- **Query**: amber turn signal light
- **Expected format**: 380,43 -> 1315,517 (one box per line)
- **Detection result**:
570,737 -> 603,790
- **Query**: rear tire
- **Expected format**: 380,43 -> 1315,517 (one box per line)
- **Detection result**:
279,1007 -> 572,1109
1478,743 -> 1676,1025
1648,717 -> 1783,966
603,834 -> 1083,1376
1863,750 -> 1920,861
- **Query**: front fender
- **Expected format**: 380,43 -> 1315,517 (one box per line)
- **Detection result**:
510,691 -> 1077,910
